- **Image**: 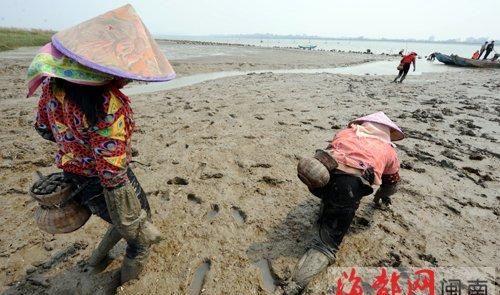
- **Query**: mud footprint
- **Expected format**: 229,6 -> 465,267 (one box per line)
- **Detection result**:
187,193 -> 202,204
250,163 -> 272,168
205,204 -> 220,221
188,259 -> 211,295
255,259 -> 277,293
231,206 -> 247,225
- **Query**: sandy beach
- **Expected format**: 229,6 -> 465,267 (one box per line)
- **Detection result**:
0,40 -> 498,294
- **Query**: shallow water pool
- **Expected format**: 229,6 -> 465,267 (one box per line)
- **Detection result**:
125,60 -> 464,96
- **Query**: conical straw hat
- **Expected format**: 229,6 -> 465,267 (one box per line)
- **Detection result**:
52,4 -> 175,82
349,111 -> 404,141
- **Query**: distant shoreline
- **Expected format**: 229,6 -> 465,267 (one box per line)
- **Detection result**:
156,39 -> 400,57
157,34 -> 491,46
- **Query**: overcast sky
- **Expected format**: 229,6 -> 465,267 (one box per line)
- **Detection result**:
1,0 -> 499,40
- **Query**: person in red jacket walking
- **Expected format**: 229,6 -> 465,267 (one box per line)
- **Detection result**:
393,52 -> 417,83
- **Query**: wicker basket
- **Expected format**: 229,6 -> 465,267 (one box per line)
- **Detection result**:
35,202 -> 91,234
30,173 -> 91,234
29,173 -> 73,206
297,157 -> 330,188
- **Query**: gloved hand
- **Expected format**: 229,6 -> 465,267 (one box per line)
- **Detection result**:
380,195 -> 392,206
373,183 -> 397,206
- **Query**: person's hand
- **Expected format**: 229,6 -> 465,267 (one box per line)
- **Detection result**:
374,194 -> 392,207
413,68 -> 416,72
381,196 -> 392,206
373,184 -> 396,207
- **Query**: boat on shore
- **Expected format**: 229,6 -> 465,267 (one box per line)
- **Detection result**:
435,53 -> 500,68
435,53 -> 455,65
298,45 -> 317,50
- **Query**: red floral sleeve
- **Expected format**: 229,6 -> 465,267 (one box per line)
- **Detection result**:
88,89 -> 133,188
35,80 -> 55,141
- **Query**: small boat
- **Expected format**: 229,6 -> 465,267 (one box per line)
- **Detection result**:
435,53 -> 456,65
450,55 -> 470,67
462,57 -> 500,68
435,53 -> 500,68
298,45 -> 317,50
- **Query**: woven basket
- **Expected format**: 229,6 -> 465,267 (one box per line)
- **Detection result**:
30,172 -> 91,234
297,157 -> 330,188
29,173 -> 73,206
35,202 -> 91,234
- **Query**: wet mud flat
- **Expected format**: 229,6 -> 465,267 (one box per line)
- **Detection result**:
0,44 -> 499,294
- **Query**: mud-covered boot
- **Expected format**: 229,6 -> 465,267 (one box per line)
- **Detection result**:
121,253 -> 148,284
87,226 -> 122,266
284,248 -> 330,295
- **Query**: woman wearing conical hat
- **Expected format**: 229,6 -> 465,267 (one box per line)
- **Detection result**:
27,5 -> 175,284
287,112 -> 404,294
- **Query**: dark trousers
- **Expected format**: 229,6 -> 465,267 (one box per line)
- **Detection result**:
65,168 -> 151,258
310,174 -> 372,261
483,50 -> 492,60
394,63 -> 411,82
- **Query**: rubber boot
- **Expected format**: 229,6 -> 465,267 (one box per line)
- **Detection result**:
121,253 -> 148,284
87,226 -> 122,266
284,248 -> 330,295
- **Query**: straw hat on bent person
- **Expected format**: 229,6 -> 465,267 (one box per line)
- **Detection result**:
349,111 -> 405,141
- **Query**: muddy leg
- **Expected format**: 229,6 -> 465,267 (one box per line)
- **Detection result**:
284,204 -> 356,294
393,70 -> 403,82
104,183 -> 162,284
87,225 -> 122,267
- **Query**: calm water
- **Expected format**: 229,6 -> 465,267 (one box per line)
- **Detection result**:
161,36 -> 480,58
125,61 -> 464,96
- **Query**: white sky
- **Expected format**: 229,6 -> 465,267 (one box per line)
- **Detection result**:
1,0 -> 499,40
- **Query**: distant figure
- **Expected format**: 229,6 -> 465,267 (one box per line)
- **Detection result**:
427,52 -> 436,61
483,41 -> 495,60
393,52 -> 417,83
472,50 -> 480,60
478,41 -> 488,58
492,53 -> 499,61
